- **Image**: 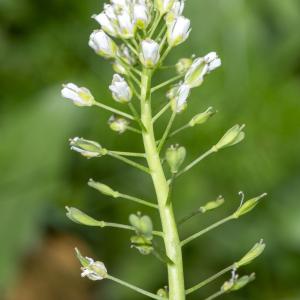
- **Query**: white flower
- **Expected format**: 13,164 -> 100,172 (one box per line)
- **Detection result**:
61,83 -> 94,107
166,0 -> 185,25
116,10 -> 136,39
109,74 -> 132,103
155,0 -> 176,15
70,137 -> 106,159
168,83 -> 191,113
89,30 -> 117,58
184,52 -> 221,88
139,39 -> 160,68
92,12 -> 118,37
108,115 -> 129,134
134,3 -> 150,29
167,16 -> 191,47
80,257 -> 107,281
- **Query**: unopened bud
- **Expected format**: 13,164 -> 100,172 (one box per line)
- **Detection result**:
61,83 -> 95,107
108,115 -> 129,134
213,124 -> 245,152
233,193 -> 267,218
199,195 -> 225,213
130,235 -> 153,255
157,287 -> 169,298
231,273 -> 256,291
166,145 -> 186,174
129,213 -> 153,239
167,16 -> 191,47
176,58 -> 193,75
88,179 -> 120,198
109,74 -> 132,103
89,30 -> 117,59
139,39 -> 160,68
236,240 -> 266,267
113,61 -> 127,75
66,207 -> 100,226
189,107 -> 217,127
70,137 -> 107,158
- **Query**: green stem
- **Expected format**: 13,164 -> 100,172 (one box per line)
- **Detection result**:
181,215 -> 234,247
157,111 -> 176,152
94,101 -> 134,121
99,221 -> 163,238
140,68 -> 186,300
203,290 -> 225,300
128,102 -> 146,131
169,124 -> 190,138
127,126 -> 142,134
109,151 -> 146,158
185,265 -> 234,295
107,275 -> 166,300
151,75 -> 183,93
108,152 -> 151,174
152,102 -> 171,123
176,148 -> 216,178
118,192 -> 159,210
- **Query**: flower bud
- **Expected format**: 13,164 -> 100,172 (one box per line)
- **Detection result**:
176,58 -> 193,75
167,16 -> 191,47
199,195 -> 224,213
157,288 -> 169,298
166,145 -> 186,174
134,3 -> 150,29
88,179 -> 120,198
213,124 -> 245,152
236,240 -> 266,268
130,235 -> 153,255
139,39 -> 160,68
66,207 -> 100,226
109,74 -> 132,103
189,107 -> 217,127
75,248 -> 107,281
169,84 -> 191,113
184,52 -> 221,88
231,273 -> 256,291
108,115 -> 129,134
113,61 -> 127,75
89,30 -> 117,58
116,10 -> 136,39
92,12 -> 118,37
129,213 -> 153,239
61,83 -> 94,107
166,0 -> 185,25
155,0 -> 176,15
233,193 -> 267,219
70,137 -> 107,158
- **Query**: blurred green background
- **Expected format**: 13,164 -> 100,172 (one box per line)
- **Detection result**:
1,0 -> 300,299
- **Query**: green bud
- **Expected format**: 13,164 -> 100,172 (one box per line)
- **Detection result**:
70,137 -> 108,159
113,61 -> 127,75
213,124 -> 245,152
108,115 -> 129,134
236,240 -> 266,267
157,287 -> 169,298
88,179 -> 120,198
66,207 -> 100,226
130,235 -> 153,255
231,273 -> 256,291
233,193 -> 267,219
189,107 -> 217,127
129,213 -> 153,239
176,58 -> 193,75
199,195 -> 225,213
166,145 -> 186,174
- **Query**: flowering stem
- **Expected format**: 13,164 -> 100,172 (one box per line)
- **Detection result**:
181,215 -> 234,247
157,111 -> 176,153
99,221 -> 163,237
109,151 -> 146,158
94,101 -> 134,121
203,290 -> 225,300
108,152 -> 151,174
152,102 -> 171,123
151,75 -> 183,93
176,148 -> 216,178
141,68 -> 186,300
107,275 -> 166,300
118,192 -> 159,210
185,265 -> 234,295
